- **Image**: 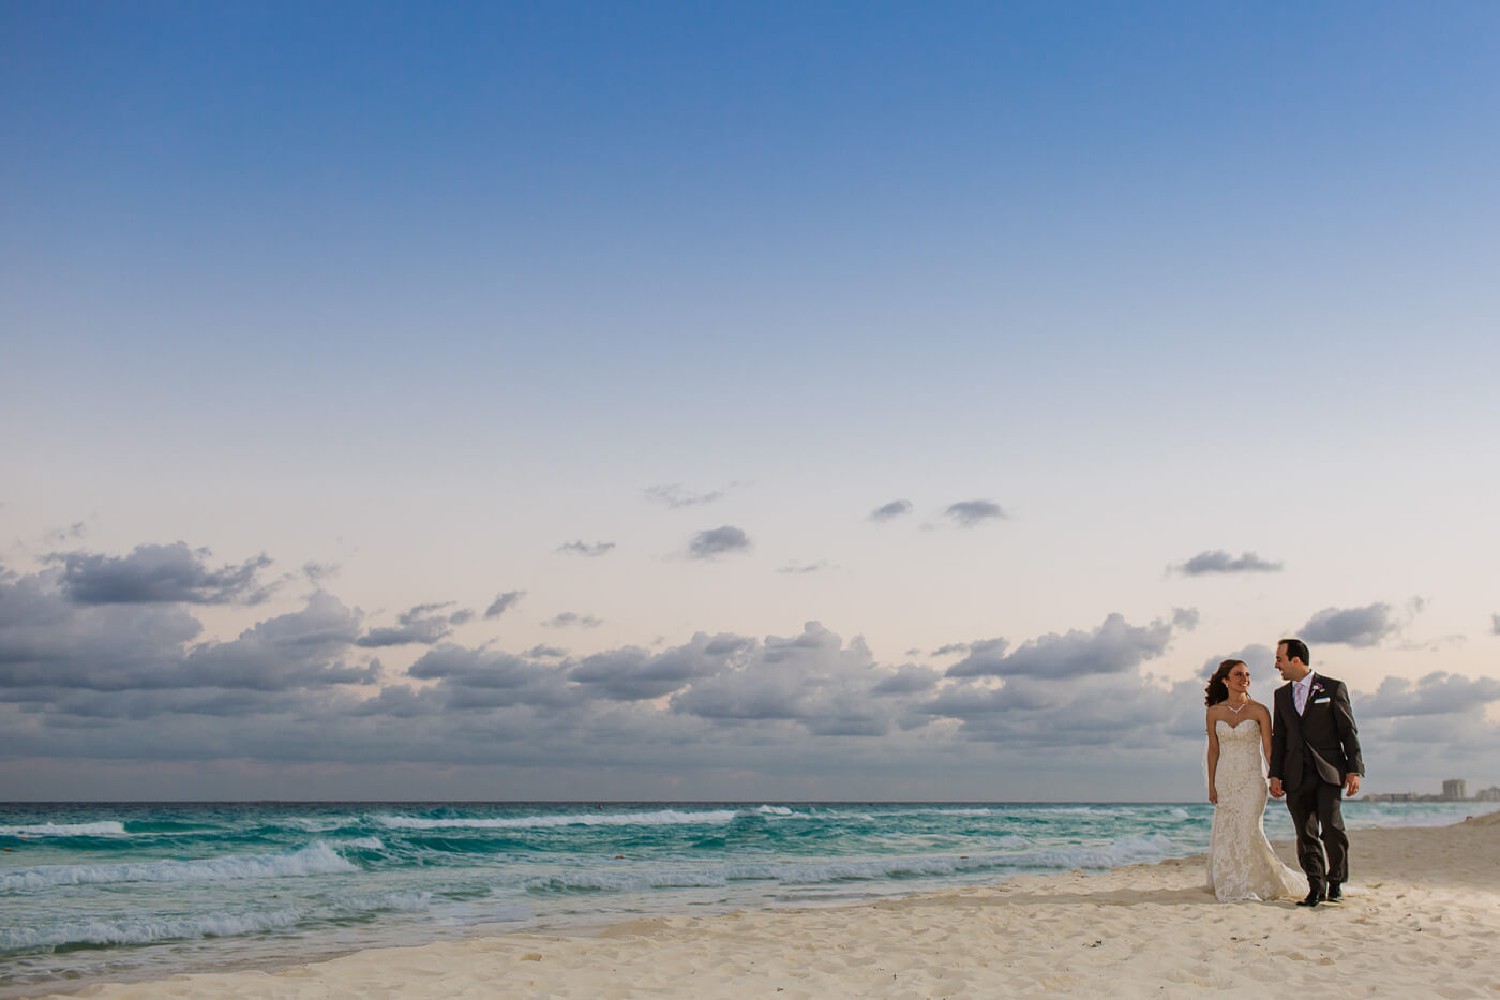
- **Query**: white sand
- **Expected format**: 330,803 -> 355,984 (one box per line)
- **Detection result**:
45,812 -> 1500,999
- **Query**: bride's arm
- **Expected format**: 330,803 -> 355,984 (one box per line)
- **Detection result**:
1256,703 -> 1274,768
1205,709 -> 1220,804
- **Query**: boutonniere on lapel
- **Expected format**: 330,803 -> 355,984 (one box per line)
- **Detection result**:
1308,682 -> 1324,699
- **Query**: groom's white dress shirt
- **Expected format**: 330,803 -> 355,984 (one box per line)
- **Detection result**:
1294,674 -> 1315,714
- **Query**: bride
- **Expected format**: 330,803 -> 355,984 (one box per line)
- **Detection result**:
1204,658 -> 1306,902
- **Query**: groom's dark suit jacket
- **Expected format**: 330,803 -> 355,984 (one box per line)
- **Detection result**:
1270,673 -> 1364,791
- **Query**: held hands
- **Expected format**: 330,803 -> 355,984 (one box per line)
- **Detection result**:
1262,775 -> 1357,797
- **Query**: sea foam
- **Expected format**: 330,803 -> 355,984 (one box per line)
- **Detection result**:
0,841 -> 356,891
0,908 -> 305,950
0,891 -> 438,952
0,821 -> 127,838
378,808 -> 740,830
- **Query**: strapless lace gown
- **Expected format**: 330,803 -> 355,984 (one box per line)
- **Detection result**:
1208,719 -> 1307,902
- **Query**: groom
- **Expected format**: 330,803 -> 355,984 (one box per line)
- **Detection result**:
1268,638 -> 1364,908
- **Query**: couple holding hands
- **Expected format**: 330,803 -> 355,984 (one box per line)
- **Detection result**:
1204,638 -> 1364,906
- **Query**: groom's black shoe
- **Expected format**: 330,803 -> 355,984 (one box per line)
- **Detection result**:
1296,885 -> 1323,908
1324,882 -> 1343,903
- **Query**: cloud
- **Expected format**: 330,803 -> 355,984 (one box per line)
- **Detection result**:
403,647 -> 577,710
357,602 -> 472,648
302,562 -> 339,585
1175,550 -> 1284,575
931,643 -> 971,657
704,634 -> 755,656
913,616 -> 1212,750
543,612 -> 603,629
777,561 -> 829,574
687,525 -> 751,559
869,500 -> 913,523
0,566 -> 374,700
1361,672 -> 1500,719
44,522 -> 88,544
871,665 -> 941,695
918,674 -> 1196,749
47,542 -> 275,605
944,638 -> 1007,672
944,500 -> 1005,528
0,569 -> 205,692
356,626 -> 435,649
177,594 -> 376,690
1300,603 -> 1398,647
669,623 -> 893,736
484,591 -> 525,619
1356,709 -> 1500,785
3,547 -> 1496,802
1492,614 -> 1500,636
556,541 -> 616,557
645,484 -> 725,508
1199,644 -> 1275,679
946,612 -> 1182,680
570,635 -> 743,701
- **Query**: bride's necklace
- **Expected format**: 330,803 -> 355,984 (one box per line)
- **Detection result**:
1225,699 -> 1250,715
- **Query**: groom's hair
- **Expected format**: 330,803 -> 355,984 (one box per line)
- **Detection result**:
1279,638 -> 1310,665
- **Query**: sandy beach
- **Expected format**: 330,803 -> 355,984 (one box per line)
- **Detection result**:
39,812 -> 1500,1000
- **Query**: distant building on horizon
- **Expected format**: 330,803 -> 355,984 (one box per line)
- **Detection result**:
1362,778 -> 1497,803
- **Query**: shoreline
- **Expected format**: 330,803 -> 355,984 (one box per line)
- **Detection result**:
23,811 -> 1500,999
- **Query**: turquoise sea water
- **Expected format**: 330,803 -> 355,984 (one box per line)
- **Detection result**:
2,799 -> 1494,997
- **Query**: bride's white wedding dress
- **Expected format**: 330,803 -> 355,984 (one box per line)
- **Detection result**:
1208,719 -> 1307,902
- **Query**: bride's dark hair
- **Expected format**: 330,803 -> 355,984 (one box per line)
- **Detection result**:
1204,659 -> 1243,706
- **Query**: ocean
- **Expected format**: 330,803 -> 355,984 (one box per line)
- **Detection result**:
2,799 -> 1493,998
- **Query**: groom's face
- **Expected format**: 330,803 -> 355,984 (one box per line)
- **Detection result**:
1274,643 -> 1306,681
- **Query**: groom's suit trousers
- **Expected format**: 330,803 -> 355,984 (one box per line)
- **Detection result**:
1285,778 -> 1348,887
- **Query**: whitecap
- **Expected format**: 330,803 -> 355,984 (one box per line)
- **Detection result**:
377,808 -> 740,831
0,821 -> 127,838
0,841 -> 356,892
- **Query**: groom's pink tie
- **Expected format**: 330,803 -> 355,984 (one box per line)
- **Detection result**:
1294,679 -> 1308,714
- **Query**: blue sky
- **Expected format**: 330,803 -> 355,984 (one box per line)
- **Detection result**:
3,2 -> 1498,801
